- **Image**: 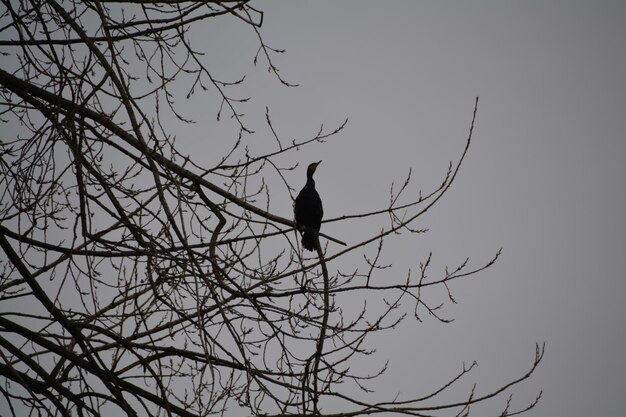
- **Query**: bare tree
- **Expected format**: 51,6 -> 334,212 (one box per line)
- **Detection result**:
0,2 -> 543,417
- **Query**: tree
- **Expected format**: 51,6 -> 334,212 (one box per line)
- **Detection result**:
0,2 -> 543,416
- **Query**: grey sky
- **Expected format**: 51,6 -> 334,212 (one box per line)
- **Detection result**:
2,1 -> 623,416
184,1 -> 625,416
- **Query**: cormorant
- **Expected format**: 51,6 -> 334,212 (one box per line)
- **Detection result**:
294,161 -> 323,251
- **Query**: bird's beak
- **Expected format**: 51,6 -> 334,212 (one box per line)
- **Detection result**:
316,160 -> 322,167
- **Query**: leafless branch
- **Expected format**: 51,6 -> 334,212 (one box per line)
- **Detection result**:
0,3 -> 542,417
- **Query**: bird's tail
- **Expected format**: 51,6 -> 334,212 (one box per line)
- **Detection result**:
301,231 -> 316,251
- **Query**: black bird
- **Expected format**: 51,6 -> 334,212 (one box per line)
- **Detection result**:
294,161 -> 323,251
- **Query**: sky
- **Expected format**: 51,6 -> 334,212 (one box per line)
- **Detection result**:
2,1 -> 625,416
186,1 -> 625,416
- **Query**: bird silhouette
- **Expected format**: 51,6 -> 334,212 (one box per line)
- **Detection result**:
294,161 -> 323,251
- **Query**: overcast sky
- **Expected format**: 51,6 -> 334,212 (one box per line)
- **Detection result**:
187,1 -> 625,416
3,1 -> 624,416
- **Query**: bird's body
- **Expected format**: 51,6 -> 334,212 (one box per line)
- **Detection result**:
294,161 -> 323,251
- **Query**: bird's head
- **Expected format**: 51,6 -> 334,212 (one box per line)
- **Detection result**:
307,161 -> 322,178
308,160 -> 322,173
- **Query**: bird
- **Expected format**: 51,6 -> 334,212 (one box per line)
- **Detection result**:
294,161 -> 323,251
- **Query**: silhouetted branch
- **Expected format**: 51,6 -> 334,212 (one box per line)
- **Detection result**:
0,3 -> 541,417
